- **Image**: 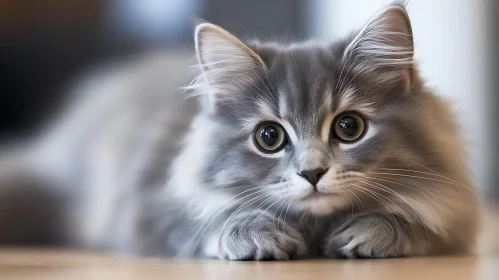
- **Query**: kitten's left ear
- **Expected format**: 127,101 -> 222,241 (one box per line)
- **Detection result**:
194,23 -> 267,106
343,4 -> 414,88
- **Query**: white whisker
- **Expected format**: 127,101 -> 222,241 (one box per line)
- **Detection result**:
176,182 -> 286,257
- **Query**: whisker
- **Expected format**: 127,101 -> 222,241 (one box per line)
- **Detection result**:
179,190 -> 266,257
252,196 -> 286,226
350,183 -> 407,245
298,211 -> 307,229
342,189 -> 355,215
378,168 -> 473,192
367,171 -> 474,192
360,180 -> 425,221
206,184 -> 267,193
345,188 -> 364,213
367,176 -> 429,193
358,182 -> 405,247
283,200 -> 292,234
275,198 -> 290,230
217,193 -> 270,246
358,180 -> 430,241
236,192 -> 284,232
272,198 -> 287,226
176,182 -> 286,257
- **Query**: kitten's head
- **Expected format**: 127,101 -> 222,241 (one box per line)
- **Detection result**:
189,4 -> 464,216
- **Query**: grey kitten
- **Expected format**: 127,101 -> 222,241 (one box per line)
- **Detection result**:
0,4 -> 477,260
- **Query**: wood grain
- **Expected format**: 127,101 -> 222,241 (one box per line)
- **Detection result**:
0,249 -> 497,280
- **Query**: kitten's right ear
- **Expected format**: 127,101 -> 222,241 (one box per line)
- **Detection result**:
194,23 -> 267,106
343,4 -> 414,88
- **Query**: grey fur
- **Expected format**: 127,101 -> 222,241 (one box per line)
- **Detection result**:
0,4 -> 477,260
218,210 -> 307,260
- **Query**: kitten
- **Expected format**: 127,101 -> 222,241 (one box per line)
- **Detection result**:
0,3 -> 477,260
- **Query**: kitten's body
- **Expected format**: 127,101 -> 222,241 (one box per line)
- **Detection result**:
0,5 -> 477,259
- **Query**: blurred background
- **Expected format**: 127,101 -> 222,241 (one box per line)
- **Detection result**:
0,0 -> 497,200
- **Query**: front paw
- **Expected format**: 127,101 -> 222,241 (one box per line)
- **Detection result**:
218,210 -> 307,260
325,215 -> 402,259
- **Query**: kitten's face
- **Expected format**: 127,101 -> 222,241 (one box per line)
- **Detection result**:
194,7 -> 434,215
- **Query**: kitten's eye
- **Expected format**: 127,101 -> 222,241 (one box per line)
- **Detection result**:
333,113 -> 366,142
254,122 -> 287,152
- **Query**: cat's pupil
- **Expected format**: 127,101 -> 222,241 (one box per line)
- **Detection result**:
260,126 -> 278,146
339,117 -> 358,136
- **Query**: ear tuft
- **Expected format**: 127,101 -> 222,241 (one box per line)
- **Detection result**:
343,5 -> 414,86
192,23 -> 267,106
195,23 -> 266,72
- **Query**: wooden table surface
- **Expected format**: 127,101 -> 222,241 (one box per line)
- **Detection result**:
0,249 -> 498,280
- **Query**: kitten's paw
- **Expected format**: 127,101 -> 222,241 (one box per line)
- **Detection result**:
218,210 -> 307,261
324,215 -> 402,259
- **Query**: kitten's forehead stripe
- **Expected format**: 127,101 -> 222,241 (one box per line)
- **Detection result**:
334,86 -> 377,117
338,87 -> 356,109
275,48 -> 335,141
257,100 -> 276,120
278,90 -> 288,118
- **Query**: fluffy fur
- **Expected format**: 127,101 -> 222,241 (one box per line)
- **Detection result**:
0,3 -> 477,260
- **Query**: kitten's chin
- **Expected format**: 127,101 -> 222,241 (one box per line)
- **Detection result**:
295,195 -> 347,216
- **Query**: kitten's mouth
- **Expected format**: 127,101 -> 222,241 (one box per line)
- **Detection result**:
301,191 -> 338,201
